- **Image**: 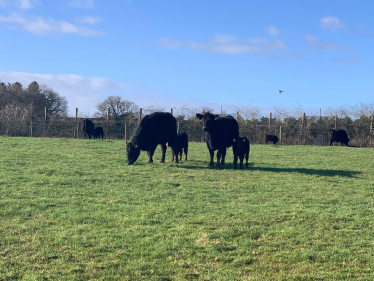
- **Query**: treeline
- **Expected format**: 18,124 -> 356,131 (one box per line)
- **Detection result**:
0,81 -> 373,147
0,81 -> 68,136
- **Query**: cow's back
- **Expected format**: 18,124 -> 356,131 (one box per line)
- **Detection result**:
133,112 -> 177,149
206,116 -> 239,150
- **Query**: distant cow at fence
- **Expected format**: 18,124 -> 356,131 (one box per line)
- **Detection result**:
126,112 -> 179,165
233,136 -> 250,169
265,134 -> 279,144
196,112 -> 239,167
93,127 -> 104,139
81,118 -> 94,139
172,132 -> 188,162
329,129 -> 349,146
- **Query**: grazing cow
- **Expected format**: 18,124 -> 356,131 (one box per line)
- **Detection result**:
93,127 -> 104,139
81,118 -> 94,139
126,112 -> 179,165
329,129 -> 349,146
232,136 -> 250,169
265,134 -> 279,144
172,132 -> 188,162
196,112 -> 239,167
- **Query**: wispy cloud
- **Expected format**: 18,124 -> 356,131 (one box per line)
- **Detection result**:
16,0 -> 41,9
305,35 -> 354,52
67,0 -> 94,9
267,25 -> 279,36
74,16 -> 102,25
161,34 -> 288,56
320,16 -> 344,31
333,56 -> 360,63
0,71 -> 231,117
0,13 -> 104,36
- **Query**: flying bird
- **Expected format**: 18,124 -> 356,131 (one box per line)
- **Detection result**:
279,90 -> 284,94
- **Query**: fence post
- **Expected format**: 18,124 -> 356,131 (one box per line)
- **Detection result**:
279,125 -> 282,145
44,107 -> 47,137
75,108 -> 79,139
334,113 -> 337,130
370,115 -> 373,134
170,108 -> 173,115
124,122 -> 127,140
106,107 -> 110,139
139,108 -> 142,125
269,112 -> 272,130
236,111 -> 240,120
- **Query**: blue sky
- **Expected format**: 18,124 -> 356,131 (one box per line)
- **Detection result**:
0,0 -> 373,117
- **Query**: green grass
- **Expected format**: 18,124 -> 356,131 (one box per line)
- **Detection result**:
1,136 -> 373,280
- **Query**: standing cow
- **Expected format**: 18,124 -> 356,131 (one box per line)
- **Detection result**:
93,127 -> 104,139
232,136 -> 250,169
172,132 -> 188,162
329,129 -> 349,146
265,134 -> 279,144
196,112 -> 239,167
126,112 -> 179,165
81,118 -> 94,139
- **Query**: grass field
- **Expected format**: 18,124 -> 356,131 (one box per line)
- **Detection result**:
1,136 -> 373,280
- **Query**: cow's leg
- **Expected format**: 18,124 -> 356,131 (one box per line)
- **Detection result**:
160,144 -> 167,163
220,148 -> 227,166
184,144 -> 188,161
233,154 -> 238,169
179,150 -> 182,162
147,150 -> 154,163
245,153 -> 249,168
216,149 -> 222,167
239,155 -> 244,169
206,142 -> 214,167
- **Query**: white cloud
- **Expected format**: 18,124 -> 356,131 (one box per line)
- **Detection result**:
67,0 -> 94,9
333,56 -> 360,63
0,13 -> 104,36
0,71 -> 238,117
320,16 -> 344,31
161,34 -> 288,55
267,25 -> 279,36
74,16 -> 102,25
16,0 -> 41,9
305,35 -> 354,52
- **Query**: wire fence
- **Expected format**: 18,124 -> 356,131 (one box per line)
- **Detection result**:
1,108 -> 373,147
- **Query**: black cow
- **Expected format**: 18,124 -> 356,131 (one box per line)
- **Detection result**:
81,118 -> 94,139
172,132 -> 188,162
329,129 -> 349,146
93,127 -> 104,139
126,112 -> 179,165
232,136 -> 250,169
196,112 -> 239,167
265,134 -> 279,144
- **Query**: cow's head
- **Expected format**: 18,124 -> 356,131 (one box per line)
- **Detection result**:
196,112 -> 219,132
233,137 -> 246,149
126,142 -> 141,165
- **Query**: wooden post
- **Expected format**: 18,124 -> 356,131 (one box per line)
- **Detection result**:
334,113 -> 337,130
124,122 -> 127,140
30,120 -> 33,137
107,108 -> 110,120
139,108 -> 142,125
279,125 -> 282,145
170,108 -> 173,115
370,115 -> 373,134
44,107 -> 47,137
269,112 -> 272,130
236,111 -> 239,120
75,108 -> 79,139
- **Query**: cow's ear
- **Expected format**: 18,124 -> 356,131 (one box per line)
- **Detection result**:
243,139 -> 246,142
196,113 -> 203,119
233,138 -> 236,142
134,143 -> 138,149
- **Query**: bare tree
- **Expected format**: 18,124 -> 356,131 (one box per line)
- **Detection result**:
96,96 -> 138,119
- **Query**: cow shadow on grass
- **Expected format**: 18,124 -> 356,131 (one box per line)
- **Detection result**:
180,162 -> 361,178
